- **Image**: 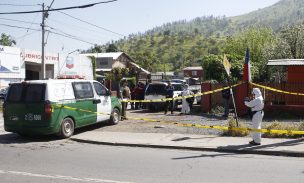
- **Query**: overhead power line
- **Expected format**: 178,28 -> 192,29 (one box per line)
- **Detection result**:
58,11 -> 125,37
0,23 -> 94,45
49,30 -> 96,45
0,0 -> 118,15
48,17 -> 111,36
0,23 -> 40,31
47,25 -> 98,45
0,3 -> 38,7
0,17 -> 40,25
16,30 -> 40,39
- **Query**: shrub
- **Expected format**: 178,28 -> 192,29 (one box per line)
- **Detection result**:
262,121 -> 302,138
211,106 -> 224,114
222,118 -> 249,137
298,121 -> 304,131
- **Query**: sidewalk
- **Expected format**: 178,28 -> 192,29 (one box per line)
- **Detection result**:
71,131 -> 304,157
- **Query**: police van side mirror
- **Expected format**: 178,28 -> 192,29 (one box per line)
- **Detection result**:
93,99 -> 101,104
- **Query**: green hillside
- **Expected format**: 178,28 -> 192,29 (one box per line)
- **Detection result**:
86,0 -> 304,82
232,0 -> 304,31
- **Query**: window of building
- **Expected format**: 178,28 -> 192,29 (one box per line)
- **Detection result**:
99,60 -> 108,65
192,71 -> 197,76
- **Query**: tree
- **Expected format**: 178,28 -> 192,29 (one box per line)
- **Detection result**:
88,56 -> 96,80
201,54 -> 226,82
82,44 -> 104,53
106,43 -> 119,52
0,33 -> 16,46
106,67 -> 129,98
278,24 -> 304,59
261,24 -> 304,82
224,27 -> 276,82
129,51 -> 160,73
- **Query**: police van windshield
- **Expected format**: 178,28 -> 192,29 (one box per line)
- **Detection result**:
6,83 -> 45,103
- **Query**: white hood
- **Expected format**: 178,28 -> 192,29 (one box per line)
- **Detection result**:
245,88 -> 264,111
252,88 -> 262,99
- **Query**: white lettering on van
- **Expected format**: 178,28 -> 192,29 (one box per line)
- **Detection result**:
25,114 -> 41,121
34,115 -> 41,120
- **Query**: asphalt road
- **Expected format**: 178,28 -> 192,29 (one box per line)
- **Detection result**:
0,112 -> 304,183
0,138 -> 303,183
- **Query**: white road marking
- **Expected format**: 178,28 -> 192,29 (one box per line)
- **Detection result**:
0,170 -> 134,183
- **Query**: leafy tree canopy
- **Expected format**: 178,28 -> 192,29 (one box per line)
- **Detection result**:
0,33 -> 16,46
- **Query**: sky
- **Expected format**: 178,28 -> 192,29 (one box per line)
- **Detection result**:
0,0 -> 280,54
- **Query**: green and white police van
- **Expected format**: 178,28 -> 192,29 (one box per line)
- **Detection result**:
3,79 -> 122,138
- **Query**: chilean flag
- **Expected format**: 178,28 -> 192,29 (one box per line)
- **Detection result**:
243,48 -> 251,82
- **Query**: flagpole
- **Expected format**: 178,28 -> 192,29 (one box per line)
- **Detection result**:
222,54 -> 239,126
227,77 -> 239,126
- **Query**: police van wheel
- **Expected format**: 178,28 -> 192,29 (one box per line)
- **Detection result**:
109,108 -> 120,125
59,117 -> 74,138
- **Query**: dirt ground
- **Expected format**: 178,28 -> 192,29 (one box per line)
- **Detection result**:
92,104 -> 304,136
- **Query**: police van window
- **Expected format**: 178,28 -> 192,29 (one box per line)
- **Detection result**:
7,84 -> 23,102
24,84 -> 45,103
93,82 -> 107,96
6,84 -> 45,103
73,82 -> 94,99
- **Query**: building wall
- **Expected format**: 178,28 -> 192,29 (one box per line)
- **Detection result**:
287,66 -> 304,82
184,70 -> 203,78
96,57 -> 113,69
0,46 -> 25,87
0,47 -> 93,86
112,54 -> 131,68
112,60 -> 126,68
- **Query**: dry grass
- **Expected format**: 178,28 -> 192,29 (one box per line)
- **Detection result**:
262,121 -> 304,138
222,118 -> 249,137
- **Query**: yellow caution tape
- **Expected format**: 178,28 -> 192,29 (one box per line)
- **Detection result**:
53,104 -> 112,116
125,83 -> 242,103
53,104 -> 304,135
126,116 -> 304,135
250,82 -> 304,96
52,80 -> 304,136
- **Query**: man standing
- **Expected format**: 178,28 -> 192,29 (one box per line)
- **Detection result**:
164,81 -> 174,115
121,81 -> 131,120
244,88 -> 264,145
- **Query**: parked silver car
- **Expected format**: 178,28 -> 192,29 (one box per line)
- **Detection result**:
144,82 -> 184,111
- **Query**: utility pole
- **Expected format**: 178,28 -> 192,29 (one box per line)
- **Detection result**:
40,0 -> 55,79
41,3 -> 46,79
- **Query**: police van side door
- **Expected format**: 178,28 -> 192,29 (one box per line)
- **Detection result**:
93,82 -> 111,122
72,82 -> 96,126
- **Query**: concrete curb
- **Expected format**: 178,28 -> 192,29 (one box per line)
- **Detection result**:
70,138 -> 304,157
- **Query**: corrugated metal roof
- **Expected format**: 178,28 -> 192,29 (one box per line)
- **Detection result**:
128,62 -> 150,74
183,66 -> 203,70
267,59 -> 304,66
82,52 -> 150,74
81,52 -> 123,60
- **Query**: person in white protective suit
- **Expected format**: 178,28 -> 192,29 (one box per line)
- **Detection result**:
244,88 -> 264,145
181,84 -> 194,115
